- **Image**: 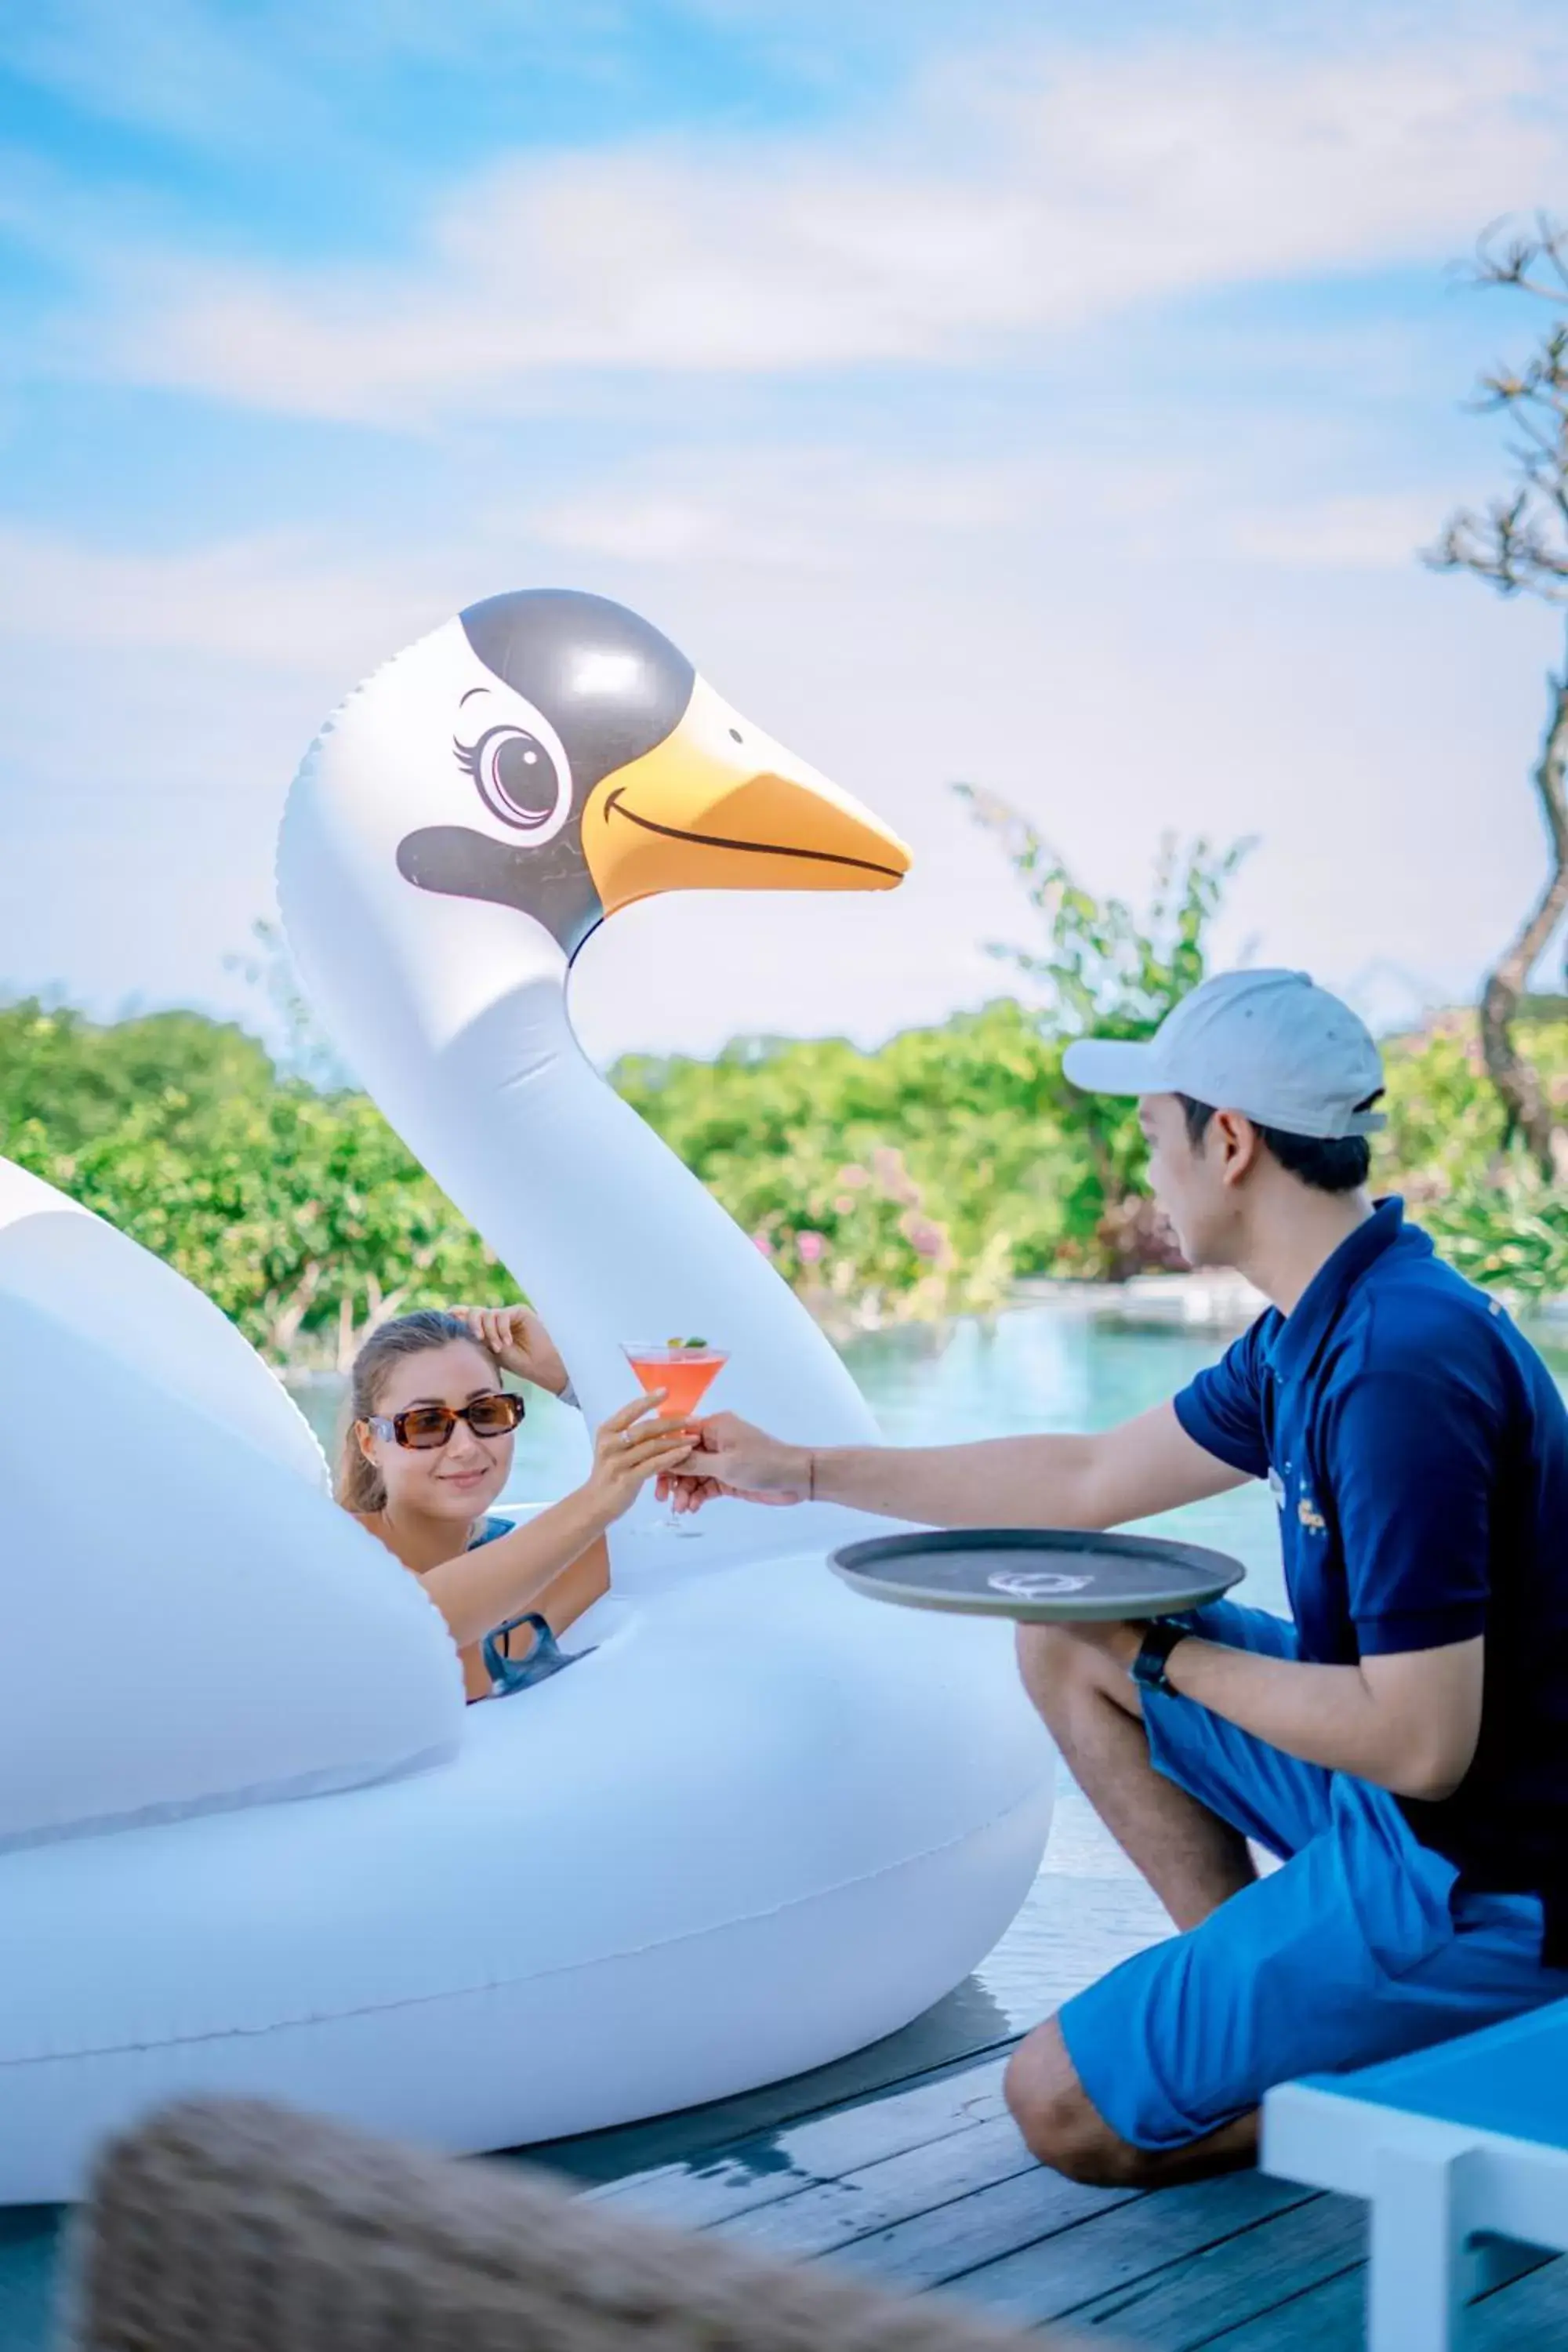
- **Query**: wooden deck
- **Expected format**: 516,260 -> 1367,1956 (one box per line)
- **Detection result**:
539,2030 -> 1568,2347
5,1788 -> 1568,2348
529,1780 -> 1568,2347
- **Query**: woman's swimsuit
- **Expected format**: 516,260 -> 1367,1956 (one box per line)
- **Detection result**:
466,1513 -> 525,1658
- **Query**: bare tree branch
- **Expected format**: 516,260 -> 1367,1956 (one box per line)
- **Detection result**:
1479,656 -> 1568,1178
1428,216 -> 1568,1174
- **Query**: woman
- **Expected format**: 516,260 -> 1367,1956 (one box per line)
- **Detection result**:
337,1305 -> 691,1702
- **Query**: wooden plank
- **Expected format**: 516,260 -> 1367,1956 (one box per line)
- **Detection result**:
1472,2252 -> 1568,2347
1055,2192 -> 1362,2347
711,2116 -> 1058,2261
815,2165 -> 1141,2295
935,2172 -> 1319,2328
1140,2240 -> 1568,2351
580,2053 -> 1011,2229
1189,2264 -> 1363,2350
526,1975 -> 1021,2187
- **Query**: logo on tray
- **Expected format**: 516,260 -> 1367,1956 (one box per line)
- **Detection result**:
985,1569 -> 1094,1599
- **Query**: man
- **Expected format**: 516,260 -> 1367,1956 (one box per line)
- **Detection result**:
669,969 -> 1568,2188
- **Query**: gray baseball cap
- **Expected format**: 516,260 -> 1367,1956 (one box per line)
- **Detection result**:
1062,969 -> 1385,1139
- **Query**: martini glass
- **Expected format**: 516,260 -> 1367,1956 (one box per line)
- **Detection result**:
621,1341 -> 729,1537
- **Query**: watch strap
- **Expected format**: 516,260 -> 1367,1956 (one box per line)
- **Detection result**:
1131,1617 -> 1191,1697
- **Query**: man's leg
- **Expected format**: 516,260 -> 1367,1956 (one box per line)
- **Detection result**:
1003,2019 -> 1256,2188
1017,1621 -> 1254,1932
1003,1769 -> 1568,2191
1008,1605 -> 1344,2185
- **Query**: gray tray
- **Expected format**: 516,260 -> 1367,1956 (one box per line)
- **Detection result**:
829,1526 -> 1245,1623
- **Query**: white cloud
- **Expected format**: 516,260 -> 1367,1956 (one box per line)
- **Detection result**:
43,24 -> 1564,425
0,442 -> 1458,708
1226,492 -> 1444,570
0,525 -> 452,674
530,448 -> 1049,566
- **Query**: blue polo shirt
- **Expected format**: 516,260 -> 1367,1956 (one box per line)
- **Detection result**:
1173,1199 -> 1568,1951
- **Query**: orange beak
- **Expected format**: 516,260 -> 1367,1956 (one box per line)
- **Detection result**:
581,676 -> 911,916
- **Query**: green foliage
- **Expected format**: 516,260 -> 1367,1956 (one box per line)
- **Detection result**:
614,1001 -> 1089,1329
951,793 -> 1254,1274
6,990 -> 1568,1359
1376,1012 -> 1568,1301
1421,1181 -> 1568,1298
6,815 -> 1567,1357
0,998 -> 275,1152
956,789 -> 1254,1036
2,996 -> 507,1363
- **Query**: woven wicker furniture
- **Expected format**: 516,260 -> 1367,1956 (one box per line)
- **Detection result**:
68,2096 -> 1052,2352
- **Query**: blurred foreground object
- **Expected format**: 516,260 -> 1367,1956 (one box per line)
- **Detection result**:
68,2096 -> 1049,2352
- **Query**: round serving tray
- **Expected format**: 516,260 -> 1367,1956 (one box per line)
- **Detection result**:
829,1526 -> 1245,1623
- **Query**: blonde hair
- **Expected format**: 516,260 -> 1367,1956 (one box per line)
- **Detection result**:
335,1310 -> 502,1515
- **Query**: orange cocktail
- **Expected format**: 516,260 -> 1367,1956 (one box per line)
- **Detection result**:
621,1341 -> 728,1535
622,1341 -> 728,1423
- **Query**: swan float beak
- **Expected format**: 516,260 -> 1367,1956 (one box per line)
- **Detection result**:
582,678 -> 911,916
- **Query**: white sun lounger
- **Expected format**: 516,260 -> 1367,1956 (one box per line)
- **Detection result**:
1263,1998 -> 1568,2350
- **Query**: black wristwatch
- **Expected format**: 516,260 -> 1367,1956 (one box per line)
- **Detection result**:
1131,1618 -> 1190,1698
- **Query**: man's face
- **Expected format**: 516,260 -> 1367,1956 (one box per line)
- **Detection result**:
1138,1092 -> 1237,1268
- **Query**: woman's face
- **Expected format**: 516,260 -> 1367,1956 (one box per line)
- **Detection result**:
359,1339 -> 514,1523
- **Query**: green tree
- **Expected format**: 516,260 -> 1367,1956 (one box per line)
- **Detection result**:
953,787 -> 1253,1273
2,996 -> 509,1365
0,997 -> 276,1153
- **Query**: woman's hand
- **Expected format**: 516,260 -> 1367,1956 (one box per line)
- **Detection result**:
456,1304 -> 569,1396
585,1393 -> 697,1523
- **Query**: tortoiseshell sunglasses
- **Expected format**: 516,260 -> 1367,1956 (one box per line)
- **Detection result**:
365,1392 -> 525,1450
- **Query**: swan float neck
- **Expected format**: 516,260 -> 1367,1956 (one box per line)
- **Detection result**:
278,593 -> 913,1557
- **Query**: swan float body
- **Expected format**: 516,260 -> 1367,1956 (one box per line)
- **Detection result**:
0,593 -> 1053,2204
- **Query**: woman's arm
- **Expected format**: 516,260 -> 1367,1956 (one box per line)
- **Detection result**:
422,1486 -> 612,1652
419,1397 -> 692,1652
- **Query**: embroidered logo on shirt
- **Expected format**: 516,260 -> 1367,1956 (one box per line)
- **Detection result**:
1297,1494 -> 1328,1533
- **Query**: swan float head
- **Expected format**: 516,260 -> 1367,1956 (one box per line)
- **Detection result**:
401,590 -> 909,961
287,590 -> 909,1012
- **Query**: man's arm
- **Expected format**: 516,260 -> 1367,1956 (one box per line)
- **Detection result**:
1085,1620 -> 1484,1801
677,1401 -> 1250,1529
1081,1352 -> 1497,1798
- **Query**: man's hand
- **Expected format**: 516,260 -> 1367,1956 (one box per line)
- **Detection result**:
659,1412 -> 811,1515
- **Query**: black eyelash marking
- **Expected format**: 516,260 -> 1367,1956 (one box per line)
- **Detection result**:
453,736 -> 480,778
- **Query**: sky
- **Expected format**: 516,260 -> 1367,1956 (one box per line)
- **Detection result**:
2,0 -> 1567,1069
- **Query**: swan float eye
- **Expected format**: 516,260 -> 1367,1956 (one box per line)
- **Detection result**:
456,724 -> 572,843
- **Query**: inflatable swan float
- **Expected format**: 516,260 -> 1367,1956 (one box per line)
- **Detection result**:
0,591 -> 1054,2203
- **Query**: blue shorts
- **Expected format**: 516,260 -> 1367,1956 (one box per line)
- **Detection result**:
1058,1601 -> 1568,2151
